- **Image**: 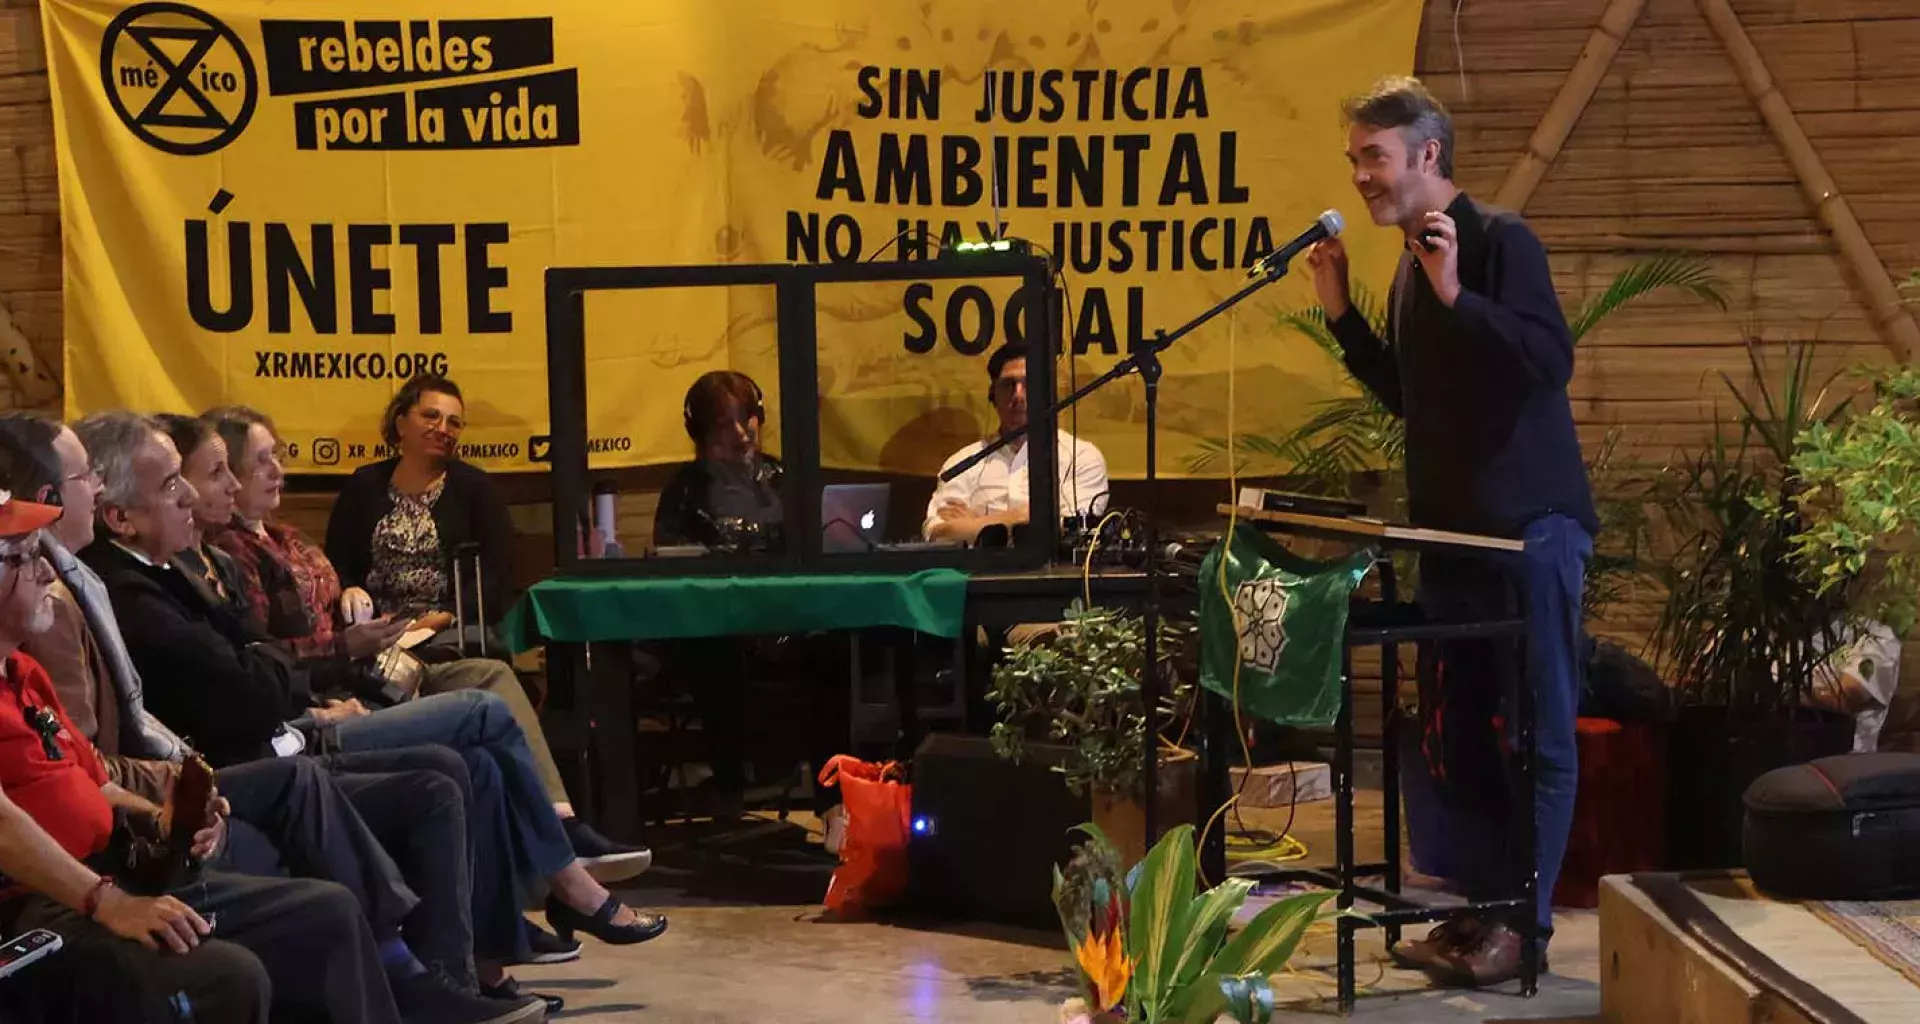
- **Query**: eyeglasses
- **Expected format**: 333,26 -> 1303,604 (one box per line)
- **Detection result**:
0,542 -> 51,581
62,468 -> 99,486
418,408 -> 466,433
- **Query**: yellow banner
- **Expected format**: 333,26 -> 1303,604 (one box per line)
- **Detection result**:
47,0 -> 1421,475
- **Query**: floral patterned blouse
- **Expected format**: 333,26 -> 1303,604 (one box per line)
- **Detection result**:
214,521 -> 343,658
365,476 -> 449,619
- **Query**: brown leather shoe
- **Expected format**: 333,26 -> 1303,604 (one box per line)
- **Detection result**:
1388,914 -> 1484,972
1429,922 -> 1547,988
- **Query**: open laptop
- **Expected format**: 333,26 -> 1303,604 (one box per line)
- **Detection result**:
821,483 -> 891,553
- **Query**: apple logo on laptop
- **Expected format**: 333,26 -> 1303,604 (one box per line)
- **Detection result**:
860,509 -> 877,531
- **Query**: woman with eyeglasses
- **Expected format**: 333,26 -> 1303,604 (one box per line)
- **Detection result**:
324,374 -> 509,641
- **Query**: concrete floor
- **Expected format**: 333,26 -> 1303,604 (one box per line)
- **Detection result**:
514,793 -> 1603,1022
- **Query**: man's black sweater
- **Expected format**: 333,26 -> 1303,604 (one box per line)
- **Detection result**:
80,540 -> 312,767
1329,192 -> 1597,540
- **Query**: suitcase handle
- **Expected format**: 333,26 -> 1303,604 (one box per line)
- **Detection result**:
449,542 -> 487,658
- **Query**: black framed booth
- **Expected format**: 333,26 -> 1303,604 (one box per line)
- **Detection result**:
529,253 -> 1066,838
541,253 -> 1061,576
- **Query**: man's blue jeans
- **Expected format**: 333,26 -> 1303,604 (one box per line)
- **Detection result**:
331,688 -> 575,957
1417,513 -> 1590,937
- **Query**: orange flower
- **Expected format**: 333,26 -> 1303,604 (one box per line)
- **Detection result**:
1072,924 -> 1132,1012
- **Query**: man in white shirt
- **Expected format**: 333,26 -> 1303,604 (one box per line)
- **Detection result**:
923,342 -> 1109,543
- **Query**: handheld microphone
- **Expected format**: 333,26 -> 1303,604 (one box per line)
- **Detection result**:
1247,209 -> 1345,280
1160,540 -> 1210,569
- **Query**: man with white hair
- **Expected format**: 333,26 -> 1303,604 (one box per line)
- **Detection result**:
77,410 -> 666,995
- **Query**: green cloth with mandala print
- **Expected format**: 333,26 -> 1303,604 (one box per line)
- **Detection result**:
1197,524 -> 1376,728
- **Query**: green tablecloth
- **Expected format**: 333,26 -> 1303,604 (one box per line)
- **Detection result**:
501,569 -> 970,651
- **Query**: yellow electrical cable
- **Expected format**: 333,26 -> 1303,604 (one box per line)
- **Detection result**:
1082,509 -> 1125,608
1202,304 -> 1310,879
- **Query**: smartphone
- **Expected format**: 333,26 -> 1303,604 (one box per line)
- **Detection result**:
0,929 -> 62,980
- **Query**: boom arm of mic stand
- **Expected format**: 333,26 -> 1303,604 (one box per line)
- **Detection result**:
937,261 -> 1291,484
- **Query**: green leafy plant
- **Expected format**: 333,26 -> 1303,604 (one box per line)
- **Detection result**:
989,603 -> 1193,801
1650,341 -> 1850,713
1583,426 -> 1660,622
1054,823 -> 1332,1023
1787,364 -> 1920,636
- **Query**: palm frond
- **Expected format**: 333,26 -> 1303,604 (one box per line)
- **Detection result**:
1568,254 -> 1728,341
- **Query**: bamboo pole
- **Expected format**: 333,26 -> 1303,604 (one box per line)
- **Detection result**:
1696,0 -> 1920,361
1494,0 -> 1647,212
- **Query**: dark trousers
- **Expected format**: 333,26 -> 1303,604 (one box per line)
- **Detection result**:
1,870 -> 398,1024
320,747 -> 475,985
1417,513 -> 1590,936
0,900 -> 239,1024
215,749 -> 476,987
325,689 -> 574,961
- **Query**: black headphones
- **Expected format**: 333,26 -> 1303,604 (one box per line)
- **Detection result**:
682,371 -> 766,441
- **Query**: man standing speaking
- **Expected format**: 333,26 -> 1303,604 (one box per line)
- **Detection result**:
1306,76 -> 1595,987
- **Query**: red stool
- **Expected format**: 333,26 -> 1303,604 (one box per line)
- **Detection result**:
1552,717 -> 1665,908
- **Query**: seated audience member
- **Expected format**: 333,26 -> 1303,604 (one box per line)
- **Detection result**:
324,373 -> 511,644
0,414 -> 549,1020
655,370 -> 784,552
923,342 -> 1110,543
194,408 -> 645,878
0,490 -> 412,1024
159,413 -> 411,706
72,413 -> 668,962
653,372 -> 848,821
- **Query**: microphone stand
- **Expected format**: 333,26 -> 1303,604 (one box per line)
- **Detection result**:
942,258 -> 1296,846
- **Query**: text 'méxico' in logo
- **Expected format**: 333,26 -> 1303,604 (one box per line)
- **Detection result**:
101,2 -> 258,155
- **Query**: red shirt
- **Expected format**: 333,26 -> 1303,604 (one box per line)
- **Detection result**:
0,651 -> 112,863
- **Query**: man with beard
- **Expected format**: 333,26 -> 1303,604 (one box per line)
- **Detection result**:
1305,76 -> 1595,986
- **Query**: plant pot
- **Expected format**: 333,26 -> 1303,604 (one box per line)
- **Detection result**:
1664,705 -> 1854,870
1090,749 -> 1199,865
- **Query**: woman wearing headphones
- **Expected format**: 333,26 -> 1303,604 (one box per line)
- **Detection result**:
653,370 -> 783,551
652,371 -> 849,826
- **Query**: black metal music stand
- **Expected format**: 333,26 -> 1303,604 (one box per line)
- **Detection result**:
1200,506 -> 1539,1012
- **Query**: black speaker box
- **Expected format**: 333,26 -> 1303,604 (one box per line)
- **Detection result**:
906,733 -> 1085,929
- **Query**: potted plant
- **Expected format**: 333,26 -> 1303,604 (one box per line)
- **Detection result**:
1053,823 -> 1331,1023
1787,363 -> 1920,638
990,602 -> 1197,864
1649,341 -> 1856,868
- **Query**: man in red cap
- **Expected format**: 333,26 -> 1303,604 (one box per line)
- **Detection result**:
0,487 -> 414,1023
